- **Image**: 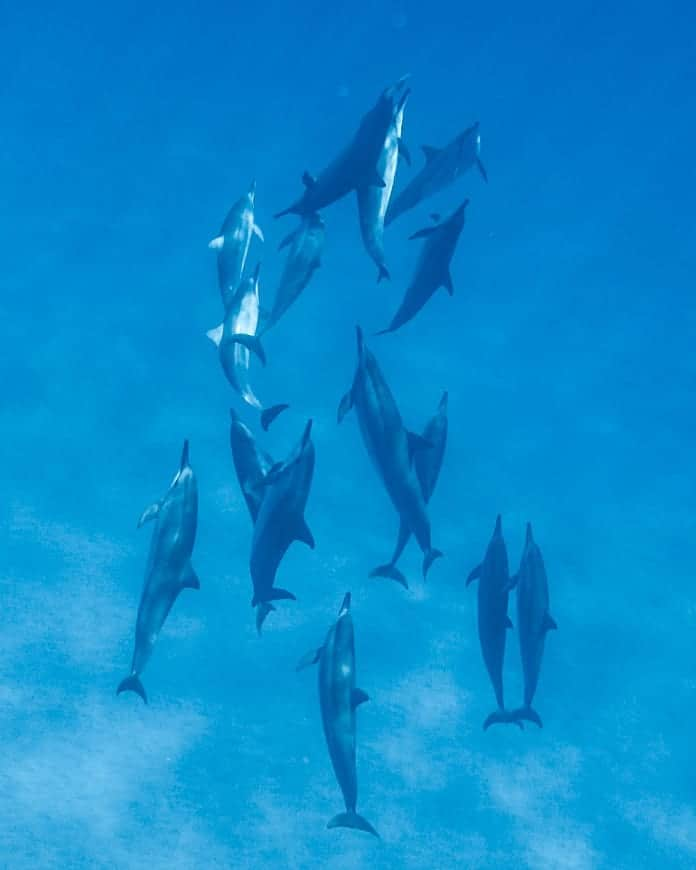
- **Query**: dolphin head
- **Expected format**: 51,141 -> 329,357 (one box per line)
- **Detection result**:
526,522 -> 535,545
355,325 -> 365,359
493,514 -> 502,536
438,390 -> 449,413
338,592 -> 351,617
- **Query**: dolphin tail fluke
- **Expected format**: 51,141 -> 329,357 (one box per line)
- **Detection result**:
327,811 -> 379,838
511,706 -> 544,728
260,404 -> 289,431
255,602 -> 275,634
377,263 -> 390,283
423,548 -> 443,579
266,587 -> 296,602
369,563 -> 408,589
117,674 -> 147,704
483,709 -> 524,731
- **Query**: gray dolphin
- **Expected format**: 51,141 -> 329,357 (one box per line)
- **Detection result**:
356,87 -> 411,281
338,326 -> 442,578
297,593 -> 378,837
117,441 -> 199,704
466,515 -> 521,729
370,391 -> 448,588
385,122 -> 486,226
249,419 -> 315,632
209,181 -> 264,308
274,76 -> 410,219
378,201 -> 468,335
260,213 -> 325,334
509,523 -> 557,728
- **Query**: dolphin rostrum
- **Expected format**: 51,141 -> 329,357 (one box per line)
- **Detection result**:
209,181 -> 264,309
297,593 -> 378,837
385,122 -> 486,226
378,201 -> 468,335
117,441 -> 199,704
370,391 -> 448,588
466,515 -> 521,730
249,419 -> 315,632
338,326 -> 442,579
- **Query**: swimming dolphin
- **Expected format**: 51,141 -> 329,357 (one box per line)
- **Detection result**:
385,122 -> 486,226
509,523 -> 557,728
377,201 -> 468,335
370,391 -> 448,588
259,213 -> 325,334
356,86 -> 411,281
297,593 -> 378,837
275,76 -> 410,219
229,408 -> 274,522
117,441 -> 199,704
466,515 -> 521,729
249,419 -> 315,632
209,181 -> 264,308
338,326 -> 442,578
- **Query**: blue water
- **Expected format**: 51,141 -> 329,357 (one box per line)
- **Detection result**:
3,1 -> 695,867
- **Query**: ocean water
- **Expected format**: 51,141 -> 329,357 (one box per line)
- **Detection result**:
2,1 -> 695,867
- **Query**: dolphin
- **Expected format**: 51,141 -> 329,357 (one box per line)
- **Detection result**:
275,76 -> 410,219
338,326 -> 442,578
509,523 -> 557,728
117,441 -> 199,704
259,213 -> 325,334
229,408 -> 274,522
377,201 -> 468,335
208,181 -> 264,309
466,515 -> 521,729
356,86 -> 411,281
206,264 -> 287,431
385,122 -> 486,226
370,391 -> 448,588
249,419 -> 315,632
297,593 -> 378,837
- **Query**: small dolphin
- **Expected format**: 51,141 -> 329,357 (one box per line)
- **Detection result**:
385,122 -> 486,226
338,326 -> 442,578
209,181 -> 264,308
275,76 -> 410,219
249,419 -> 315,632
467,515 -> 520,729
117,441 -> 199,704
260,213 -> 325,333
509,523 -> 557,728
229,408 -> 275,522
297,593 -> 378,837
378,201 -> 468,335
356,86 -> 411,281
370,391 -> 448,588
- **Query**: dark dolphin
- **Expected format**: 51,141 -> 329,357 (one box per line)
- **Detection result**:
297,593 -> 378,837
377,201 -> 468,335
338,326 -> 442,578
117,441 -> 199,704
385,121 -> 486,226
229,408 -> 274,522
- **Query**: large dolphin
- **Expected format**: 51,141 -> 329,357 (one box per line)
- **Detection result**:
370,391 -> 448,588
377,201 -> 468,335
206,265 -> 287,431
259,213 -> 325,334
509,523 -> 557,728
274,76 -> 410,219
249,419 -> 315,632
338,326 -> 442,578
385,122 -> 486,226
466,515 -> 521,729
117,441 -> 199,704
209,181 -> 264,308
297,593 -> 378,837
356,86 -> 411,281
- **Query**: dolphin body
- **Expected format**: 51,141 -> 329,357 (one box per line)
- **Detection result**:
229,408 -> 274,522
274,77 -> 410,219
260,213 -> 325,334
338,327 -> 442,578
370,391 -> 448,588
509,524 -> 557,728
117,441 -> 199,704
209,181 -> 264,309
297,593 -> 378,837
378,201 -> 468,335
249,419 -> 315,631
466,515 -> 521,729
356,87 -> 411,281
385,122 -> 486,226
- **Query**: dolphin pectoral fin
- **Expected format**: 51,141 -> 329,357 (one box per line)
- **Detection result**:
206,323 -> 224,347
296,646 -> 323,671
423,547 -> 443,578
369,563 -> 409,589
260,404 -> 289,431
421,144 -> 441,162
351,688 -> 370,709
253,223 -> 264,242
409,225 -> 436,241
180,562 -> 200,591
407,430 -> 433,465
398,139 -> 412,166
483,709 -> 524,730
337,389 -> 354,423
442,269 -> 454,296
505,616 -> 514,630
117,674 -> 147,704
466,564 -> 482,586
266,587 -> 296,602
295,518 -> 315,549
208,235 -> 224,250
137,501 -> 160,528
543,613 -> 558,632
477,157 -> 488,183
328,811 -> 379,838
278,228 -> 297,250
512,706 -> 543,728
227,333 -> 267,366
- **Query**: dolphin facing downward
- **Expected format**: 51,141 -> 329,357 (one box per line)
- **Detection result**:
117,441 -> 199,704
297,593 -> 378,837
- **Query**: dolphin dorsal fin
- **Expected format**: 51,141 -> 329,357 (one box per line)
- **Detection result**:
543,613 -> 558,632
422,144 -> 441,162
351,688 -> 370,709
180,562 -> 200,590
295,517 -> 315,549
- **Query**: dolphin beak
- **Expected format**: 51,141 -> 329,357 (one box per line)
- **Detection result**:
248,179 -> 257,203
302,419 -> 313,446
494,514 -> 502,535
526,522 -> 534,545
180,439 -> 190,470
339,592 -> 351,616
355,325 -> 364,358
439,390 -> 448,412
